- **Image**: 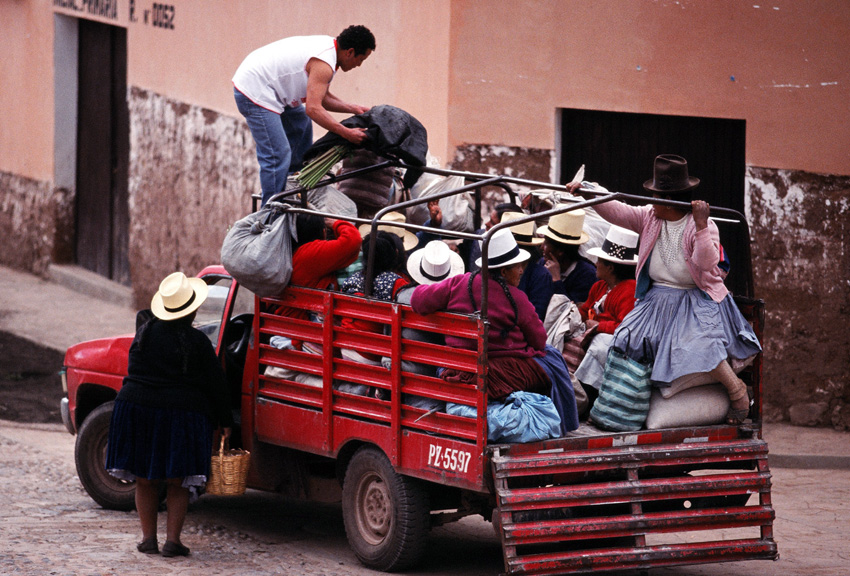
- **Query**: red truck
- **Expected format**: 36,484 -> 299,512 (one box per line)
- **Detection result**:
60,166 -> 778,574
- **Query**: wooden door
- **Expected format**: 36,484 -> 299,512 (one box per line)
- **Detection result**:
75,19 -> 130,285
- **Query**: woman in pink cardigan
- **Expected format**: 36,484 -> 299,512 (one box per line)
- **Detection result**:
572,155 -> 761,424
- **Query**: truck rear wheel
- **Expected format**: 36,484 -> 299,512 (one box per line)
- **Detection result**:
342,446 -> 429,571
74,401 -> 136,511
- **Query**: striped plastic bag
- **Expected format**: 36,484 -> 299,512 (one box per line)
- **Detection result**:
589,348 -> 652,432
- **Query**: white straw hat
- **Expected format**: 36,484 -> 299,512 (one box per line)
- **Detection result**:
587,225 -> 640,265
500,211 -> 543,246
475,228 -> 530,270
358,211 -> 418,251
537,209 -> 590,245
150,272 -> 208,321
407,240 -> 465,285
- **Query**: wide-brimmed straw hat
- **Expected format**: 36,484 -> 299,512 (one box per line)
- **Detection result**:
475,228 -> 530,270
501,212 -> 543,247
150,272 -> 208,321
643,154 -> 700,195
407,240 -> 465,285
537,209 -> 590,245
587,225 -> 639,265
358,211 -> 418,251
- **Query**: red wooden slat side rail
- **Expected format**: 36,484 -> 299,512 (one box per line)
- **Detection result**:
499,471 -> 772,511
505,505 -> 775,543
252,286 -> 489,489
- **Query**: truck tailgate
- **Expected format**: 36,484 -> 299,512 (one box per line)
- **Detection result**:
490,428 -> 777,575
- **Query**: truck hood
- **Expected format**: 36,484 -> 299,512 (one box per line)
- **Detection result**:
63,334 -> 134,376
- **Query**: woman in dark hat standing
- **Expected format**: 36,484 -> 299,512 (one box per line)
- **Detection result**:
571,155 -> 761,424
106,272 -> 233,557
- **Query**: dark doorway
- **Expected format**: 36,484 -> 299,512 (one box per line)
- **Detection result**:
559,109 -> 749,296
76,19 -> 130,285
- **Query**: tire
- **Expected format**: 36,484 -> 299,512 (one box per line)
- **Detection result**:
74,401 -> 136,511
342,447 -> 429,572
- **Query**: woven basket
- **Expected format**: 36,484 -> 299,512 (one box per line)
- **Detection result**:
205,437 -> 250,496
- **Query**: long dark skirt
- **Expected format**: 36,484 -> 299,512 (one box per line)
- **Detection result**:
106,399 -> 213,482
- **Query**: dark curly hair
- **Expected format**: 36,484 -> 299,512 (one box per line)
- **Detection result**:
337,25 -> 376,56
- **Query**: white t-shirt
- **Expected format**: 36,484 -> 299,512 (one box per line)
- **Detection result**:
232,35 -> 337,114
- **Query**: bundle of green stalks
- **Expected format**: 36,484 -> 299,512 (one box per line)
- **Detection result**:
296,144 -> 353,189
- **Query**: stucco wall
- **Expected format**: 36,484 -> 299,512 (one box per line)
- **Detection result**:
0,173 -> 73,276
127,88 -> 255,304
747,167 -> 850,428
447,0 -> 850,176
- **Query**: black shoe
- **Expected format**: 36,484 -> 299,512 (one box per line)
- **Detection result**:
161,540 -> 190,557
136,537 -> 159,554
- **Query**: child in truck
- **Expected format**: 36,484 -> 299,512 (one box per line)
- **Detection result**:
336,231 -> 410,396
571,155 -> 761,424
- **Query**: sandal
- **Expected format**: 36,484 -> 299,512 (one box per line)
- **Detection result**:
726,398 -> 753,425
162,540 -> 190,558
136,537 -> 159,555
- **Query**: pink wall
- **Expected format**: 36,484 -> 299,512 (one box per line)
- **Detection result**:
1,0 -> 55,181
448,0 -> 850,175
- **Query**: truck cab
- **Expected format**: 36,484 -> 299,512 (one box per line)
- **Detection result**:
61,164 -> 778,574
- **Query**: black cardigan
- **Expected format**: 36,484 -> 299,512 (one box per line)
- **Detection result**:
116,316 -> 233,428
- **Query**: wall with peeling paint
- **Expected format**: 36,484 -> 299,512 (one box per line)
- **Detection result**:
747,168 -> 850,428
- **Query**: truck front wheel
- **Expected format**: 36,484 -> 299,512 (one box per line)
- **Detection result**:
342,446 -> 429,571
74,401 -> 136,511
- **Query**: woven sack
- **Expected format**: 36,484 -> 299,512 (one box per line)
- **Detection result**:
205,437 -> 250,496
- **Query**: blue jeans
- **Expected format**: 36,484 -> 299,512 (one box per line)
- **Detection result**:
234,88 -> 313,205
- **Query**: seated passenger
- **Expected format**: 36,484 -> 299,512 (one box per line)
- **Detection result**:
385,240 -> 465,411
265,213 -> 360,386
571,154 -> 761,424
538,209 -> 597,306
337,231 -> 410,396
573,225 -> 639,404
411,229 -> 579,433
339,210 -> 418,286
500,211 -> 553,322
273,213 -> 361,350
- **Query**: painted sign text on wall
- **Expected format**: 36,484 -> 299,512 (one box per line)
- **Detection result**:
130,0 -> 175,29
54,0 -> 118,20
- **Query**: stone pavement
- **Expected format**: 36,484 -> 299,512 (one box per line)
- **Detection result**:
2,264 -> 850,575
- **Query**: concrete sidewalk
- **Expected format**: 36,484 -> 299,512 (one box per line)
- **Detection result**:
2,263 -> 849,469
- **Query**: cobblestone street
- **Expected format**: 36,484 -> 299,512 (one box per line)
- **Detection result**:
3,419 -> 849,576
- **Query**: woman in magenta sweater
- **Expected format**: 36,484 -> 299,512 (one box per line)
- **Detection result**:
411,229 -> 579,431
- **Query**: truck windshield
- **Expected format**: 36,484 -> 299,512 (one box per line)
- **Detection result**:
194,278 -> 232,346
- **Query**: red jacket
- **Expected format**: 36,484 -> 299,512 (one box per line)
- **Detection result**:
578,279 -> 636,335
290,220 -> 361,290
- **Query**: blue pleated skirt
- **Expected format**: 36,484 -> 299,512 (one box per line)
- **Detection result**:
610,285 -> 761,385
106,399 -> 213,481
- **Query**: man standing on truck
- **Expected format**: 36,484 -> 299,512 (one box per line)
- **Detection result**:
233,25 -> 376,205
